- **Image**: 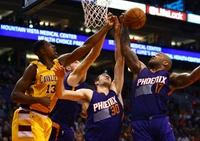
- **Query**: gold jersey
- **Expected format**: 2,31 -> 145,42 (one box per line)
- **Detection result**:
29,59 -> 60,113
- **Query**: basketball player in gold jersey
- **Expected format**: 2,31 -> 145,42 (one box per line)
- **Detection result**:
11,13 -> 115,141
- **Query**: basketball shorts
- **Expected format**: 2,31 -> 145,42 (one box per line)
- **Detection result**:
49,122 -> 75,141
12,107 -> 52,141
131,116 -> 175,141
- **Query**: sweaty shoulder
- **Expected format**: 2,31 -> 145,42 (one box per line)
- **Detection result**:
29,60 -> 39,66
169,73 -> 179,90
134,67 -> 149,79
16,63 -> 37,86
139,61 -> 147,71
26,63 -> 37,72
133,61 -> 147,79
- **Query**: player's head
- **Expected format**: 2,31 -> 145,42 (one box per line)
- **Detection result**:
65,60 -> 80,72
95,73 -> 112,88
148,52 -> 172,71
32,40 -> 57,60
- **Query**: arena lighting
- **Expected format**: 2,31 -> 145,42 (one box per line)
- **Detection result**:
26,54 -> 38,59
187,14 -> 200,24
73,0 -> 146,12
100,0 -> 146,13
74,0 -> 200,25
1,24 -> 200,64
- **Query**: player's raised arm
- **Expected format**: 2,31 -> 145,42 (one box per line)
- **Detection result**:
119,14 -> 146,75
54,66 -> 92,101
170,66 -> 200,91
67,34 -> 107,86
10,65 -> 51,107
111,17 -> 124,96
58,13 -> 115,67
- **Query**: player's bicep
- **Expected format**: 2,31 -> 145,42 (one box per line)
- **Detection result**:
11,65 -> 36,99
170,73 -> 191,90
13,65 -> 36,92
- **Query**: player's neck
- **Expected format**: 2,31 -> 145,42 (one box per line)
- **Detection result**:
39,58 -> 54,69
97,86 -> 109,95
149,66 -> 164,72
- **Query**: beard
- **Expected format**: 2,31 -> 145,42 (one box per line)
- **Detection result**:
148,60 -> 162,70
100,80 -> 111,88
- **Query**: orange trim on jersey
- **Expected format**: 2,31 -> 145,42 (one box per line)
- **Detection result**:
52,122 -> 60,141
72,87 -> 75,91
121,106 -> 125,121
168,90 -> 173,96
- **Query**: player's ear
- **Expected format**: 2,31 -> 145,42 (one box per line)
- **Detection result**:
95,81 -> 99,86
40,48 -> 45,54
66,66 -> 71,72
163,61 -> 168,67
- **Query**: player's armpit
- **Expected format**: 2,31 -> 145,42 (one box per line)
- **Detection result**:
120,25 -> 146,74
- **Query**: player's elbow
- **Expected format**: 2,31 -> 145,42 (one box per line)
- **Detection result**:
82,42 -> 93,51
10,92 -> 18,103
188,74 -> 197,84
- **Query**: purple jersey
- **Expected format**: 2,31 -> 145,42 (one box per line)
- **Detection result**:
50,72 -> 86,126
85,90 -> 123,141
131,68 -> 171,121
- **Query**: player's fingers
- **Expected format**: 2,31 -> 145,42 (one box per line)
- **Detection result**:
53,67 -> 57,72
59,66 -> 63,70
107,12 -> 113,17
114,16 -> 120,24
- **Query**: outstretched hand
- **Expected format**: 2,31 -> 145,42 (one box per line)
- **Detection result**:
105,12 -> 115,29
119,13 -> 125,25
114,16 -> 120,36
53,65 -> 66,79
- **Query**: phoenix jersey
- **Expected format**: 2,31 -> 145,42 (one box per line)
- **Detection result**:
50,72 -> 86,126
28,59 -> 60,113
85,90 -> 123,141
131,68 -> 171,121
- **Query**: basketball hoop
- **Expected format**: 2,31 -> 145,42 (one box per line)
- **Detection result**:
81,0 -> 112,28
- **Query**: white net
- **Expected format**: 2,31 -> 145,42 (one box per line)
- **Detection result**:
81,0 -> 111,28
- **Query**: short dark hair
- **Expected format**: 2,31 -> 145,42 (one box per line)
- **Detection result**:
32,40 -> 45,55
95,75 -> 101,83
95,72 -> 110,83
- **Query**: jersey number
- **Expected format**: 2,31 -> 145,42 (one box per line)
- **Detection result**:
46,84 -> 56,94
110,104 -> 120,116
155,83 -> 164,94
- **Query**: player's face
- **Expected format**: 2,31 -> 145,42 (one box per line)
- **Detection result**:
148,52 -> 164,67
97,73 -> 112,86
43,41 -> 58,59
70,60 -> 80,71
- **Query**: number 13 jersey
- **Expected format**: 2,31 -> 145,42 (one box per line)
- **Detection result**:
28,59 -> 60,113
131,68 -> 171,121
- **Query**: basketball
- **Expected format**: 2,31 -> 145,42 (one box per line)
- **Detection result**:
123,8 -> 146,29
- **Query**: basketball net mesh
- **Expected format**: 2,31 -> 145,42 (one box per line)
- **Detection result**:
81,0 -> 111,28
